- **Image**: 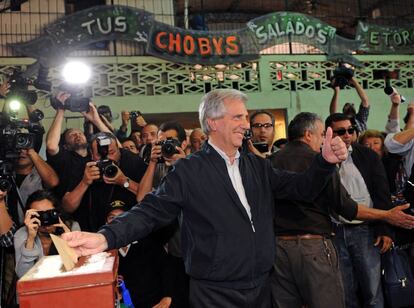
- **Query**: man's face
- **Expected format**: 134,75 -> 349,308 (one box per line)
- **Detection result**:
308,120 -> 325,152
106,208 -> 125,224
210,99 -> 250,151
331,120 -> 356,148
158,129 -> 178,142
16,149 -> 33,168
122,140 -> 138,154
251,113 -> 275,147
142,125 -> 158,145
190,130 -> 206,152
91,138 -> 121,162
130,131 -> 142,147
64,129 -> 87,150
158,129 -> 187,150
101,112 -> 112,123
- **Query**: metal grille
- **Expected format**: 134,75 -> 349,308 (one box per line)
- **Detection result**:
268,56 -> 414,92
1,55 -> 412,99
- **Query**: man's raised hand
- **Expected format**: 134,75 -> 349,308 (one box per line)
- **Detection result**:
321,127 -> 348,164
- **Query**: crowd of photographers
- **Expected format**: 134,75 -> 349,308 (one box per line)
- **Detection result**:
0,65 -> 414,308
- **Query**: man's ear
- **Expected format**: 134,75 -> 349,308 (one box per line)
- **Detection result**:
207,118 -> 217,132
303,130 -> 312,143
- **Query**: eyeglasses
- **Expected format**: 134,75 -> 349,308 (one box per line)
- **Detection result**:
333,127 -> 356,136
251,123 -> 273,129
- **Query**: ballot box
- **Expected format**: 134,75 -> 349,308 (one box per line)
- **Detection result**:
17,251 -> 119,308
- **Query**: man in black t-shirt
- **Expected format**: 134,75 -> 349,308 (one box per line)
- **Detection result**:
46,92 -> 114,198
62,132 -> 146,231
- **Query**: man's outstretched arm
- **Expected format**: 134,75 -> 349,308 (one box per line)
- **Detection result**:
63,164 -> 185,256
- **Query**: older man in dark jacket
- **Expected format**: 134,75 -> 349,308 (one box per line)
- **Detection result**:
62,89 -> 351,308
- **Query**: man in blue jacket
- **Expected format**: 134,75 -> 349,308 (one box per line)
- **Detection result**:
62,89 -> 351,308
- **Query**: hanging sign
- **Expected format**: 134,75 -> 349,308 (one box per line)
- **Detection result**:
15,5 -> 408,70
356,21 -> 414,54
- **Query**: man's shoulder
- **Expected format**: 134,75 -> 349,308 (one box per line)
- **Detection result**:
171,147 -> 222,175
351,143 -> 377,157
269,142 -> 315,161
47,147 -> 87,161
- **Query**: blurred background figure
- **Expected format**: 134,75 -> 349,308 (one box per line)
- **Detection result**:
188,128 -> 206,154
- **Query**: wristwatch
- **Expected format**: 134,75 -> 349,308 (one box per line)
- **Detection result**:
123,177 -> 130,189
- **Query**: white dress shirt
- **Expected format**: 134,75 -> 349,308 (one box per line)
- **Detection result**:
208,141 -> 253,223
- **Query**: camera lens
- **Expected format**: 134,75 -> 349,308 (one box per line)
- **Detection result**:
15,133 -> 33,149
384,86 -> 394,95
0,178 -> 11,192
29,109 -> 44,123
162,143 -> 175,157
38,209 -> 60,226
103,164 -> 118,178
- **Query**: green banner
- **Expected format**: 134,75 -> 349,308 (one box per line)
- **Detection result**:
356,22 -> 414,54
11,6 -> 378,72
247,12 -> 336,47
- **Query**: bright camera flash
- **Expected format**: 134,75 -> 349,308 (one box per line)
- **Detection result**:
62,61 -> 91,84
9,100 -> 21,112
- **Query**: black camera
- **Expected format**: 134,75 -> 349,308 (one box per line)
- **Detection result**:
0,160 -> 13,192
253,142 -> 269,153
35,209 -> 60,226
159,137 -> 181,158
0,112 -> 38,160
332,64 -> 354,89
7,70 -> 38,105
96,159 -> 118,178
244,129 -> 252,140
129,111 -> 141,119
64,97 -> 90,113
51,83 -> 90,113
95,134 -> 118,179
142,143 -> 160,164
50,96 -> 90,113
384,86 -> 406,104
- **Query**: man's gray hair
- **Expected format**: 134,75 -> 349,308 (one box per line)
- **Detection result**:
199,89 -> 248,135
287,112 -> 323,142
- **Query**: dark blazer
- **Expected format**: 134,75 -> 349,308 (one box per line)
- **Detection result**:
101,142 -> 336,289
350,143 -> 393,237
269,140 -> 358,236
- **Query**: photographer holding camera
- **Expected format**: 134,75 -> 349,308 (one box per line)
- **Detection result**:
136,121 -> 189,308
137,121 -> 187,201
46,92 -> 115,199
330,67 -> 370,133
0,72 -> 51,306
6,148 -> 59,225
118,110 -> 147,143
62,132 -> 146,232
14,190 -> 80,278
